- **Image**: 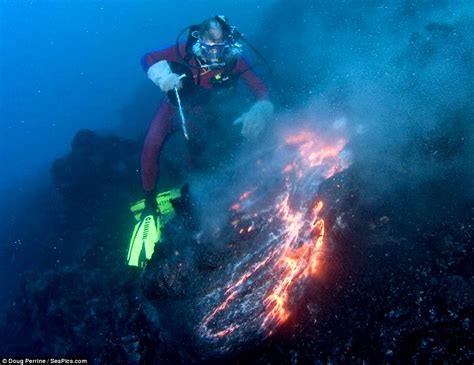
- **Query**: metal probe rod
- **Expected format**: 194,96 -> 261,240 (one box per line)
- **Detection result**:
174,81 -> 189,140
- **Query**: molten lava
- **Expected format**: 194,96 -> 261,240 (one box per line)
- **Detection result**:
197,128 -> 349,347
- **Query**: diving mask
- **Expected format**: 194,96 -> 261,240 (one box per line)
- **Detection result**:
192,37 -> 242,69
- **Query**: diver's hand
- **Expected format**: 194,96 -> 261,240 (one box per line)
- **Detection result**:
147,60 -> 183,92
160,73 -> 183,92
233,100 -> 274,139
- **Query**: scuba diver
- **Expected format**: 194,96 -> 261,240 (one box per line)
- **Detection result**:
127,16 -> 273,267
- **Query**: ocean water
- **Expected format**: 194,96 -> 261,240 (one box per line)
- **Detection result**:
0,0 -> 472,362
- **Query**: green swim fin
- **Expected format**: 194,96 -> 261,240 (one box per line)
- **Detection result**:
127,214 -> 161,267
126,188 -> 182,267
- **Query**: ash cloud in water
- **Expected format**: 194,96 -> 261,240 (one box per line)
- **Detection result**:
256,0 -> 473,213
186,106 -> 353,250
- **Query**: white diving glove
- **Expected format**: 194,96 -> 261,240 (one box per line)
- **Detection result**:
147,60 -> 183,92
233,100 -> 274,139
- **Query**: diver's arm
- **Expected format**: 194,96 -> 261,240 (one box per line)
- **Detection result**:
141,101 -> 177,193
233,58 -> 273,139
141,45 -> 179,72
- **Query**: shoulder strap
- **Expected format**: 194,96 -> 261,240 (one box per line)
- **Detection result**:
184,25 -> 200,62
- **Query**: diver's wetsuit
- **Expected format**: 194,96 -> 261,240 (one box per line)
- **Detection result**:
140,44 -> 269,192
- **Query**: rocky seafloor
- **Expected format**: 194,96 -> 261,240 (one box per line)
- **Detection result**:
1,129 -> 472,364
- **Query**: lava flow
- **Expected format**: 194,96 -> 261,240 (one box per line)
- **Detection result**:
196,128 -> 349,352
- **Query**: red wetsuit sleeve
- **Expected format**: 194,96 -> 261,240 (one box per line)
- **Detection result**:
141,101 -> 178,192
235,58 -> 269,100
141,44 -> 186,72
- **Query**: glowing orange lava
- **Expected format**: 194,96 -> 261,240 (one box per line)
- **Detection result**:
199,128 -> 349,340
230,203 -> 241,211
201,197 -> 326,338
262,199 -> 325,327
284,130 -> 348,179
240,190 -> 253,200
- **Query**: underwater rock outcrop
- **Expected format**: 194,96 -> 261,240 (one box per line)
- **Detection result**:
1,124 -> 472,364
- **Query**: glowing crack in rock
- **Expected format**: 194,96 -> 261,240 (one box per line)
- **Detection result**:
196,128 -> 349,351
